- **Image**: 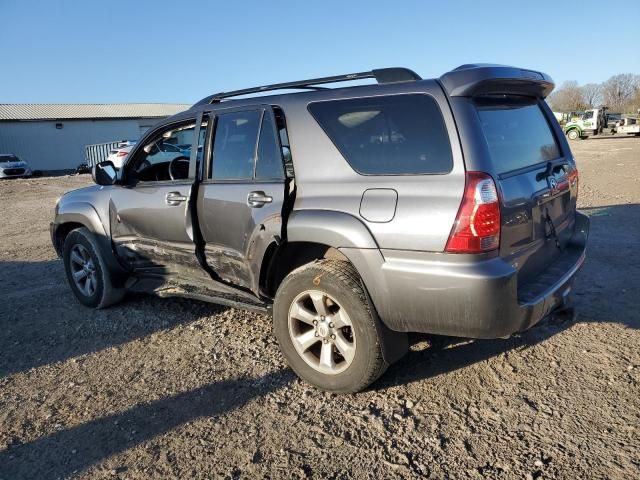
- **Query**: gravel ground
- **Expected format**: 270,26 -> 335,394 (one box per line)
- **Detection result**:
1,137 -> 639,479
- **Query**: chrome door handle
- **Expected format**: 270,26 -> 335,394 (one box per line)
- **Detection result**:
165,191 -> 187,206
247,191 -> 273,208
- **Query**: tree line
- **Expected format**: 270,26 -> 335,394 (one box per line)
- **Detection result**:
547,73 -> 640,114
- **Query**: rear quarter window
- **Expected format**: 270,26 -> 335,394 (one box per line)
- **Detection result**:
308,94 -> 453,175
475,97 -> 561,173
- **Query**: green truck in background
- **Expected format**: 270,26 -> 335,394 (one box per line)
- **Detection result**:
555,108 -> 640,140
561,108 -> 608,140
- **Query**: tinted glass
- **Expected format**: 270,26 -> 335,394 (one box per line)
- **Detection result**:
255,112 -> 283,179
308,94 -> 453,175
0,155 -> 18,162
212,111 -> 261,179
476,97 -> 561,173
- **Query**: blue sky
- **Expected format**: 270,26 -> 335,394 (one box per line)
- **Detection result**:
1,0 -> 639,104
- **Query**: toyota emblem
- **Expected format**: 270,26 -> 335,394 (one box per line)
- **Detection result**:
549,177 -> 558,191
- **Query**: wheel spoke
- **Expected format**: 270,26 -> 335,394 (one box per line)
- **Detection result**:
294,329 -> 320,352
72,269 -> 87,281
333,331 -> 355,363
309,292 -> 328,316
331,309 -> 352,328
83,276 -> 92,296
78,245 -> 90,261
89,275 -> 97,295
290,302 -> 316,325
70,250 -> 85,266
319,342 -> 335,370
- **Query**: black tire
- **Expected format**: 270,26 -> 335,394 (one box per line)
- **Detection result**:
63,227 -> 124,309
273,259 -> 390,393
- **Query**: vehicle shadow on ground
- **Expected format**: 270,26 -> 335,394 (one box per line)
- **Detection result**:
0,259 -> 228,378
0,369 -> 294,479
379,314 -> 575,390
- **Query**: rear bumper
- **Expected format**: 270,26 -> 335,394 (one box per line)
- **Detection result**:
342,211 -> 589,339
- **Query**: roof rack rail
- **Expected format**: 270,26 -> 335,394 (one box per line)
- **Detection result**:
193,67 -> 421,106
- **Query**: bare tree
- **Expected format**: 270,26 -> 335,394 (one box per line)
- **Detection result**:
547,81 -> 587,112
581,83 -> 602,108
601,74 -> 640,112
629,88 -> 640,114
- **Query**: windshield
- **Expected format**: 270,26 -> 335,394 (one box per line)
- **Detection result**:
475,97 -> 561,173
0,155 -> 18,163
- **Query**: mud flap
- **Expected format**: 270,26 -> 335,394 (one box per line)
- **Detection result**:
361,279 -> 409,364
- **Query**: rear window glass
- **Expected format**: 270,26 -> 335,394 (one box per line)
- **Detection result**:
308,94 -> 453,175
475,97 -> 561,173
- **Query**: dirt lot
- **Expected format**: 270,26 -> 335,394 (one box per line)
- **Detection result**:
1,137 -> 639,479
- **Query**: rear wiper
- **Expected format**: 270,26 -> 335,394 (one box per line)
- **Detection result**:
536,161 -> 568,182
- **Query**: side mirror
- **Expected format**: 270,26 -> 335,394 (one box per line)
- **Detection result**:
92,160 -> 118,186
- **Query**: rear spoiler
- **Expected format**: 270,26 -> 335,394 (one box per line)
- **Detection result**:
439,64 -> 555,98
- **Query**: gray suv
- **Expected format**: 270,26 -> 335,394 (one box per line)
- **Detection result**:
51,65 -> 589,392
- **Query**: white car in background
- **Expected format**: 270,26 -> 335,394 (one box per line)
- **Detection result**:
0,154 -> 33,178
106,141 -> 138,169
106,145 -> 134,169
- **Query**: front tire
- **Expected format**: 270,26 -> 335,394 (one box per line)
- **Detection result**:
567,129 -> 580,141
63,227 -> 124,309
273,260 -> 390,393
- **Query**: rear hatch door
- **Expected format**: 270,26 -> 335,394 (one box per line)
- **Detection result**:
474,96 -> 578,290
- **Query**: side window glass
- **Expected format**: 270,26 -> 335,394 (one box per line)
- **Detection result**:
255,112 -> 284,179
130,121 -> 198,182
308,95 -> 453,175
211,111 -> 261,179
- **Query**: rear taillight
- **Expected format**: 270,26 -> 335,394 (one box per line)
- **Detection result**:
445,171 -> 501,254
116,151 -> 128,157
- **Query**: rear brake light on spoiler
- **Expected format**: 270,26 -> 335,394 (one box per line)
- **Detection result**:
446,172 -> 500,253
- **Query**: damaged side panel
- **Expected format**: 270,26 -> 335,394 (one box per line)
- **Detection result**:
196,180 -> 287,294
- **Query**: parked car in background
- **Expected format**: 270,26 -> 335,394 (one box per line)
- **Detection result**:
107,145 -> 134,169
0,154 -> 33,178
606,113 -> 621,128
106,141 -> 137,169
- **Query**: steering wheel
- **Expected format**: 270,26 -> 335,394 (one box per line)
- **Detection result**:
168,156 -> 190,180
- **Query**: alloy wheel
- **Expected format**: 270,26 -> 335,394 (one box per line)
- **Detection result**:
69,244 -> 97,297
287,289 -> 356,375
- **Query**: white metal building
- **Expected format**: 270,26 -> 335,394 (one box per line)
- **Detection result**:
0,103 -> 190,171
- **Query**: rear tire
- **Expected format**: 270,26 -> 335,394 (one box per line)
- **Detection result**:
63,227 -> 124,309
273,260 -> 390,393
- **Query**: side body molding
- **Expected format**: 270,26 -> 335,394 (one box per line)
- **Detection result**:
286,210 -> 378,249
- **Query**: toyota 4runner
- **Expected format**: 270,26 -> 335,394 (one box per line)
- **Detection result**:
51,64 -> 589,392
